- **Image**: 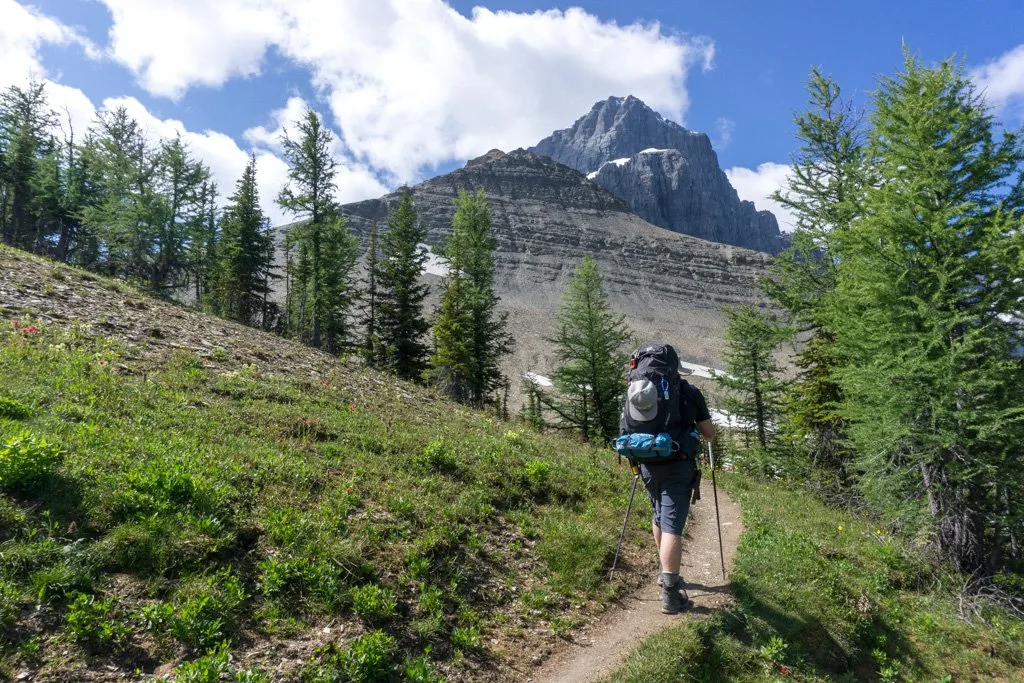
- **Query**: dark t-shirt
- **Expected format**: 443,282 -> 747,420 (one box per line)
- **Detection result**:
680,380 -> 712,428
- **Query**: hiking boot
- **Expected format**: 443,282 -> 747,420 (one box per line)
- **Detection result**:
661,581 -> 691,615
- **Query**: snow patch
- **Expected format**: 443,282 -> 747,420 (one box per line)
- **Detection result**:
638,148 -> 672,154
679,360 -> 725,380
523,372 -> 553,388
586,170 -> 599,180
608,157 -> 631,167
418,243 -> 449,277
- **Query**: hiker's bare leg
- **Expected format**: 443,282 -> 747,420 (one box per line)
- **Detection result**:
655,528 -> 679,573
652,523 -> 661,550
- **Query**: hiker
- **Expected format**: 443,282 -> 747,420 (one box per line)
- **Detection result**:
617,343 -> 715,614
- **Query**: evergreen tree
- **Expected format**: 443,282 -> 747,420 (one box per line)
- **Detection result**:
543,256 -> 632,443
765,70 -> 867,486
278,108 -> 358,352
715,305 -> 787,451
80,107 -> 160,282
376,189 -> 430,380
209,155 -> 276,327
428,190 -> 512,405
829,52 -> 1024,574
0,82 -> 58,251
152,135 -> 211,294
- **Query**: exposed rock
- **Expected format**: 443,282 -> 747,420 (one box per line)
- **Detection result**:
530,95 -> 786,254
321,148 -> 772,389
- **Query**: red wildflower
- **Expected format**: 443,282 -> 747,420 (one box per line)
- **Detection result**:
203,359 -> 211,366
11,320 -> 20,329
24,325 -> 39,335
779,665 -> 792,676
98,359 -> 108,366
348,402 -> 356,412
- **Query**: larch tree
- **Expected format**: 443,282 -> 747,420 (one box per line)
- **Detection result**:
829,52 -> 1024,574
428,190 -> 512,406
277,108 -> 358,353
543,256 -> 632,443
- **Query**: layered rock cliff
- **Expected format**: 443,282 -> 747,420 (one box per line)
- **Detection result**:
331,148 -> 772,380
529,95 -> 785,254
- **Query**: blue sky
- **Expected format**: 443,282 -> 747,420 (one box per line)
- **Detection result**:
4,0 -> 1024,227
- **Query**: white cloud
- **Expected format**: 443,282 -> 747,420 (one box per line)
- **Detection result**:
971,44 -> 1024,118
0,0 -> 98,88
96,0 -> 714,181
713,117 -> 735,150
725,162 -> 795,232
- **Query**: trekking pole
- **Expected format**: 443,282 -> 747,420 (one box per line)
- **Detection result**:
609,463 -> 641,581
708,441 -> 727,579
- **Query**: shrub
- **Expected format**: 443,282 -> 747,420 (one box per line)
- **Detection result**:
174,642 -> 232,683
0,432 -> 62,493
350,583 -> 397,625
524,460 -> 551,491
65,592 -> 131,649
0,397 -> 31,420
419,438 -> 457,473
451,625 -> 481,653
303,631 -> 398,682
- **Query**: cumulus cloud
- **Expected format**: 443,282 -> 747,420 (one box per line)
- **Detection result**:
725,162 -> 796,232
0,0 -> 98,88
971,44 -> 1024,118
96,0 -> 714,181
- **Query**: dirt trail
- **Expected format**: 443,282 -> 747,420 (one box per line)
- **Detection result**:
528,483 -> 743,683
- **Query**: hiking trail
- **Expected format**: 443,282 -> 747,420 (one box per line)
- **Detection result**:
527,485 -> 743,683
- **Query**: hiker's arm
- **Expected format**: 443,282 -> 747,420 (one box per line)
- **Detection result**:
697,419 -> 716,441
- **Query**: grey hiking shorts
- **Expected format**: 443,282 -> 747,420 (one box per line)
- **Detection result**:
640,458 -> 696,536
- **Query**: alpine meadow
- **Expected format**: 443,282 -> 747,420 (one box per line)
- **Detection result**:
2,1 -> 1024,679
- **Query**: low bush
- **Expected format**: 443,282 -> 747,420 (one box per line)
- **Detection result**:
0,432 -> 61,493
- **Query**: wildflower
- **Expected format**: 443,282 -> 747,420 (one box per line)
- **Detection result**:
203,359 -> 211,366
11,319 -> 20,329
779,664 -> 792,676
24,325 -> 39,335
98,359 -> 108,366
837,525 -> 844,531
348,402 -> 356,413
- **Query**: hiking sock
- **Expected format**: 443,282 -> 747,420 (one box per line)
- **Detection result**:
661,571 -> 680,587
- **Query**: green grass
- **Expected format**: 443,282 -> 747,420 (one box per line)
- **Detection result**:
0,317 -> 631,679
603,473 -> 1024,682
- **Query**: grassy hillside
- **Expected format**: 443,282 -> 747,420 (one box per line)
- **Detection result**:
603,473 -> 1024,682
0,247 -> 652,682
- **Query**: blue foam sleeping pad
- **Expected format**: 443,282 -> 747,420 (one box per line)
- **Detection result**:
614,432 -> 674,459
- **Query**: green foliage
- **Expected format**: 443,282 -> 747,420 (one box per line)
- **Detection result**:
208,154 -> 277,329
0,396 -> 31,420
376,188 -> 431,380
541,256 -> 632,443
142,571 -> 248,649
65,592 -> 131,649
303,631 -> 398,682
428,190 -> 512,406
403,655 -> 444,682
350,583 -> 398,625
715,305 -> 787,452
278,109 -> 358,353
537,511 -> 611,593
174,642 -> 269,683
0,432 -> 61,492
828,52 -> 1024,573
603,473 -> 1024,682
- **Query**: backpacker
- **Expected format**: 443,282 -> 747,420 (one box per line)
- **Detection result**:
615,342 -> 697,463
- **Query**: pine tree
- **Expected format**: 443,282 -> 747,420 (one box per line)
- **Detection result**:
543,256 -> 632,443
278,108 -> 358,352
152,135 -> 211,294
715,305 -> 787,451
376,188 -> 430,381
428,190 -> 512,405
209,155 -> 276,327
829,52 -> 1024,574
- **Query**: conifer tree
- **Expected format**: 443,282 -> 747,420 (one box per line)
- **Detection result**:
830,52 -> 1024,574
0,82 -> 57,251
209,155 -> 276,327
428,190 -> 511,405
715,305 -> 787,451
152,135 -> 211,294
376,189 -> 430,380
278,109 -> 358,352
543,256 -> 632,443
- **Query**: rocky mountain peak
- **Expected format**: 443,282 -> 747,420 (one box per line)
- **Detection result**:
529,95 -> 785,254
466,148 -> 507,167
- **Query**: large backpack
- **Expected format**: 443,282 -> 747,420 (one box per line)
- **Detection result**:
615,343 -> 697,462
